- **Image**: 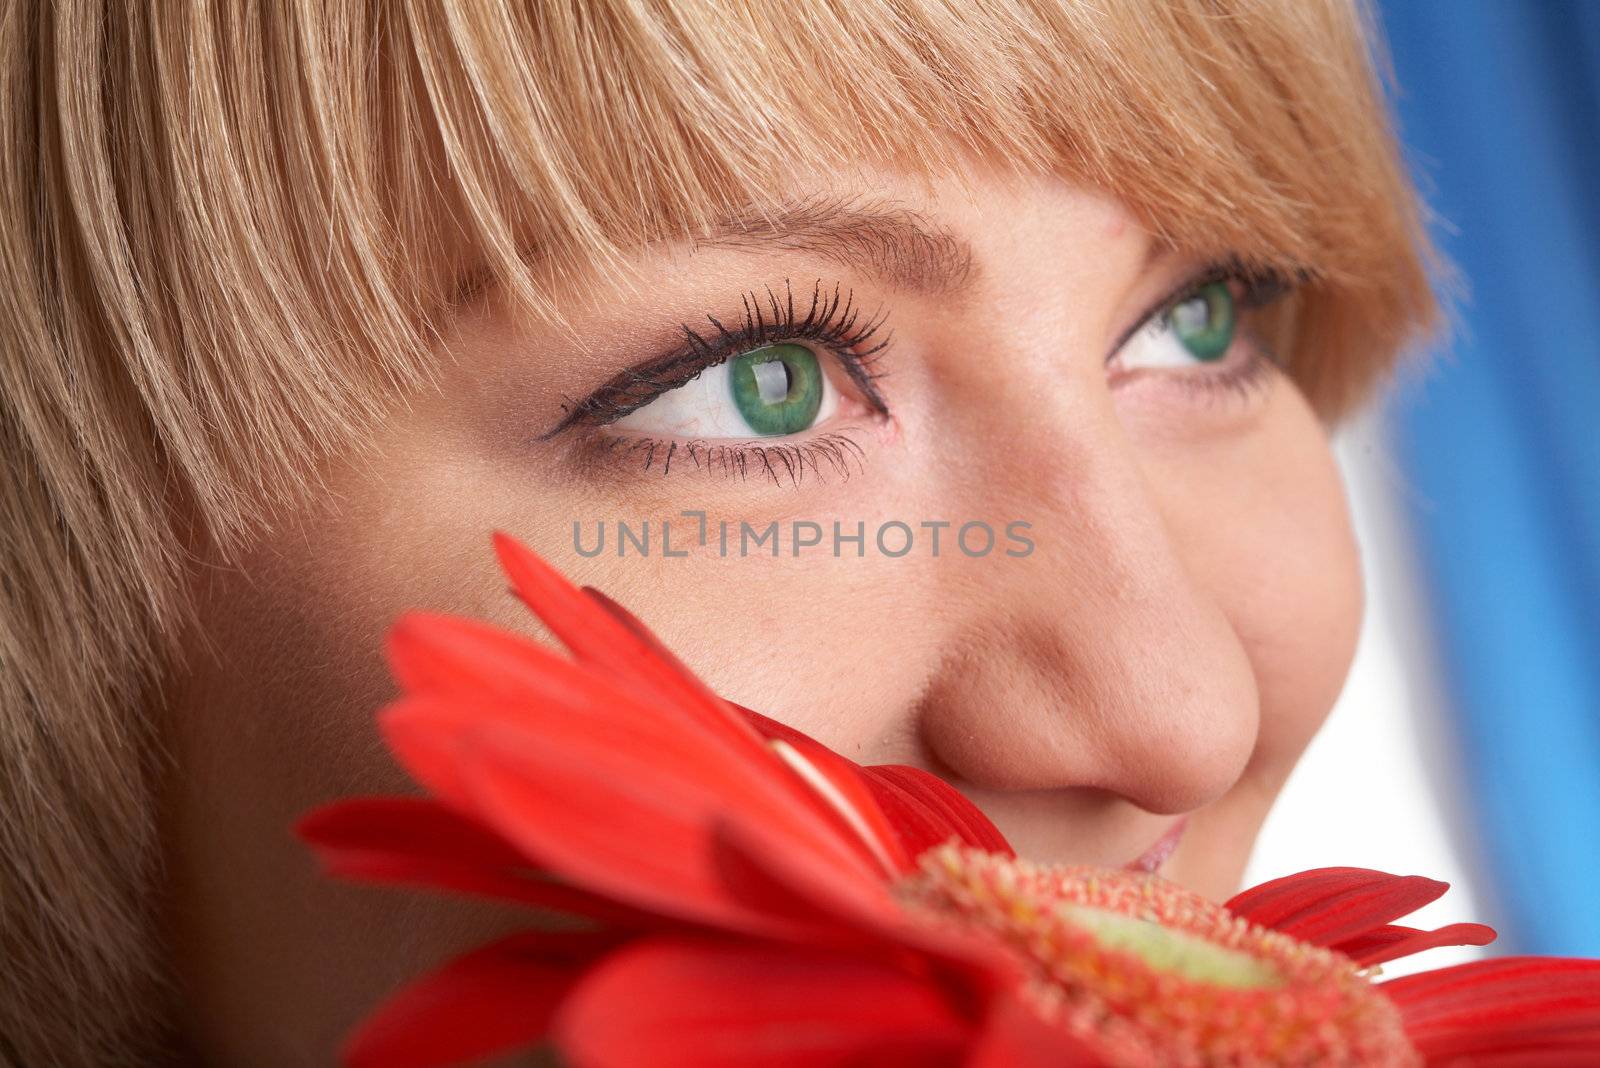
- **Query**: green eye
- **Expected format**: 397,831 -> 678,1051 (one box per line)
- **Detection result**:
728,343 -> 824,436
1166,281 -> 1235,362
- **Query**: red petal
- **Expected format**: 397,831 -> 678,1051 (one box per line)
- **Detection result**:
580,585 -> 758,731
1225,867 -> 1450,945
857,768 -> 960,860
709,819 -> 1019,991
492,533 -> 767,754
765,729 -> 911,874
381,618 -> 707,810
421,706 -> 881,937
377,652 -> 836,873
708,819 -> 902,939
387,611 -> 764,786
1428,1050 -> 1600,1067
587,590 -> 924,884
387,612 -> 576,703
965,991 -> 1112,1067
391,561 -> 866,866
552,937 -> 974,1068
343,930 -> 617,1068
296,797 -> 651,925
1382,956 -> 1600,1063
298,797 -> 525,870
458,540 -> 934,880
740,707 -> 1012,860
739,704 -> 822,749
1335,921 -> 1497,967
864,765 -> 1014,858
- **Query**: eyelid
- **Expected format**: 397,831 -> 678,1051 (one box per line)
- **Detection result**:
1105,258 -> 1297,363
541,279 -> 891,439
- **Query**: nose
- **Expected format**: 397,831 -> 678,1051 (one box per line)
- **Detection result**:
914,364 -> 1260,819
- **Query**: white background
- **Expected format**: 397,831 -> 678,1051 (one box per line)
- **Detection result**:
1242,408 -> 1496,978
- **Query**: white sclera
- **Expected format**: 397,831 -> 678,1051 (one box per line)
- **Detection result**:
1119,304 -> 1221,371
611,347 -> 838,438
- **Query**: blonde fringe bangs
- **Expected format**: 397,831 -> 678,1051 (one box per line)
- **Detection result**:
0,1 -> 1434,1063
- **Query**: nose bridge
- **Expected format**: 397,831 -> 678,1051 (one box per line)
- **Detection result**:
919,392 -> 1261,816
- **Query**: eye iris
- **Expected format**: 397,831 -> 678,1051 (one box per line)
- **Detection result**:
1167,281 -> 1235,362
728,343 -> 823,436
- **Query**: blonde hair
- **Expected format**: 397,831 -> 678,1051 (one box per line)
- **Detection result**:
1,1 -> 1433,1062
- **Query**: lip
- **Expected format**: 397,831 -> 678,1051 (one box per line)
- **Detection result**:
1123,817 -> 1187,874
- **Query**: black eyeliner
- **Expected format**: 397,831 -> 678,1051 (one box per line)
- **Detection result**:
1104,256 -> 1300,363
540,279 -> 891,439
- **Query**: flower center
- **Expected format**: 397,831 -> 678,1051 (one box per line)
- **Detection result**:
1054,905 -> 1281,989
897,844 -> 1421,1067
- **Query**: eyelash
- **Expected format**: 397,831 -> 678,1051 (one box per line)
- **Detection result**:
546,279 -> 891,437
1114,259 -> 1296,405
573,431 -> 869,485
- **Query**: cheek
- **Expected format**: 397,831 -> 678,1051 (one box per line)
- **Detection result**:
1138,386 -> 1363,785
161,437 -> 576,1061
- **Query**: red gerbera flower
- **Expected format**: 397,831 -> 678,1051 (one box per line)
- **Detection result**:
299,534 -> 1600,1067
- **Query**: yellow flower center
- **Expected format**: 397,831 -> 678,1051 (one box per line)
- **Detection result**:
1055,906 -> 1281,989
896,844 -> 1421,1067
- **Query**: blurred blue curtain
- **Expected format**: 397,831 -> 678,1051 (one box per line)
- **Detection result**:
1380,1 -> 1600,954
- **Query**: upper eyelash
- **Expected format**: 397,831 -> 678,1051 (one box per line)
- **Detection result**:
543,279 -> 891,437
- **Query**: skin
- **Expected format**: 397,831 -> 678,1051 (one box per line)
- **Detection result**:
162,167 -> 1363,1065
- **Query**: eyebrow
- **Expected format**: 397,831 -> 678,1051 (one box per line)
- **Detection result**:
691,195 -> 977,296
452,194 -> 977,309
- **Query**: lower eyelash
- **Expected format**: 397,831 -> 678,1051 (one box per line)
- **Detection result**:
580,430 -> 868,486
1177,336 -> 1282,406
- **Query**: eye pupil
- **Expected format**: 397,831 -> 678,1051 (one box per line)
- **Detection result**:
729,344 -> 823,436
1167,281 -> 1235,362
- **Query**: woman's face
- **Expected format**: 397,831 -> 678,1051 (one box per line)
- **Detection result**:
164,167 -> 1362,1063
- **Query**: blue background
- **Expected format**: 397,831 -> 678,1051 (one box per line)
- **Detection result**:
1380,0 -> 1600,954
